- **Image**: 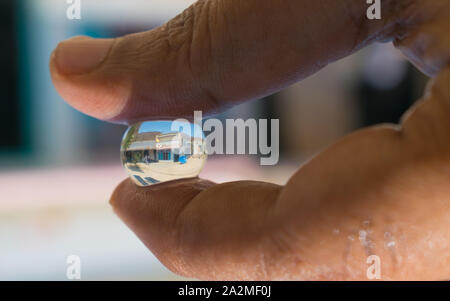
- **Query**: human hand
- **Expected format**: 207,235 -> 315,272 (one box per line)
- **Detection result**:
50,0 -> 450,280
394,0 -> 450,76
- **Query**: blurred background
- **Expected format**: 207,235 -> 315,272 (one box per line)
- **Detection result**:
0,0 -> 428,280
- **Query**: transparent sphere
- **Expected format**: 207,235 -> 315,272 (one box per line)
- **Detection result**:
121,120 -> 207,187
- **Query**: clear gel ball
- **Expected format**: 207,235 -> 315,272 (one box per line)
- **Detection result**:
120,120 -> 207,187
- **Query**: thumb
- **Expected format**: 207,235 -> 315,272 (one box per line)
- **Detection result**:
50,0 -> 394,124
50,30 -> 207,123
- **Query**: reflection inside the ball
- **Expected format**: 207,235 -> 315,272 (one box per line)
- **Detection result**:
121,121 -> 207,187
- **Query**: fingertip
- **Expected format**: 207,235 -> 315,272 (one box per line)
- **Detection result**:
109,178 -> 136,212
52,36 -> 116,76
108,177 -> 216,277
49,37 -> 131,121
109,177 -> 215,221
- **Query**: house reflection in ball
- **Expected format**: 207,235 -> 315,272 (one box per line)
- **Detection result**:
121,121 -> 207,187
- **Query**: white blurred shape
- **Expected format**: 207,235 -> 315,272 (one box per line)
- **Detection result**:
363,43 -> 408,90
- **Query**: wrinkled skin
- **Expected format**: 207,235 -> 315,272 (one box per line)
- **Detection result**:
50,0 -> 450,280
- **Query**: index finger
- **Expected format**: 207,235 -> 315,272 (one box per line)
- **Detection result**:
109,178 -> 282,279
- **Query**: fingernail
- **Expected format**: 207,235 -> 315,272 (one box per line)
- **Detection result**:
54,36 -> 114,75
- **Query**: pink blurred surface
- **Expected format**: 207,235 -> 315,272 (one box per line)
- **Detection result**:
0,157 -> 297,212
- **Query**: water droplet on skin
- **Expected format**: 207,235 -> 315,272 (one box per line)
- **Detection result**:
386,241 -> 396,248
362,220 -> 371,227
359,230 -> 367,240
358,230 -> 372,248
121,121 -> 207,187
